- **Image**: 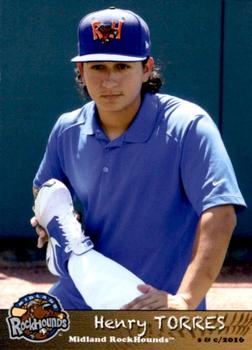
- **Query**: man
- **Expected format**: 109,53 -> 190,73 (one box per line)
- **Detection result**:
31,7 -> 246,310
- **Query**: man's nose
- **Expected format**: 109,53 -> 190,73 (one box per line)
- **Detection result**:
102,72 -> 118,89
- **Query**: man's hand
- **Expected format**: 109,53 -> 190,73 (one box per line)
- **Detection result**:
31,186 -> 48,248
30,216 -> 48,248
121,284 -> 189,310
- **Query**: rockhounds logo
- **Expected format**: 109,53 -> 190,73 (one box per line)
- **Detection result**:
92,20 -> 124,43
6,292 -> 70,342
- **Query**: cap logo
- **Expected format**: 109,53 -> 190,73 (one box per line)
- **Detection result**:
92,20 -> 124,44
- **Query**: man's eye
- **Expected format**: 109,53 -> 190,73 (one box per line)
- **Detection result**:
117,64 -> 130,70
91,65 -> 104,70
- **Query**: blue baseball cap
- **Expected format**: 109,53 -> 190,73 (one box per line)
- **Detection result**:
71,7 -> 151,62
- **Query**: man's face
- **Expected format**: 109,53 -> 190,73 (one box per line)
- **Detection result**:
78,60 -> 153,115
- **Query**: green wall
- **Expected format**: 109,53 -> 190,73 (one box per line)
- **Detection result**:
1,0 -> 251,237
222,0 -> 252,234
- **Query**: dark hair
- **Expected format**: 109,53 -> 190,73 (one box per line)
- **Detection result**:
141,58 -> 163,94
74,58 -> 163,99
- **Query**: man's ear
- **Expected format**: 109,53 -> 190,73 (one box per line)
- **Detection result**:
143,57 -> 154,82
76,63 -> 85,84
76,62 -> 84,75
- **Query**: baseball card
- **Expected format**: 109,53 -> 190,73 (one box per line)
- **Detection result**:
1,1 -> 251,349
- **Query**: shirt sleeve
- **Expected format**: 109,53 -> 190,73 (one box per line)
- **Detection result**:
33,116 -> 67,189
180,114 -> 247,215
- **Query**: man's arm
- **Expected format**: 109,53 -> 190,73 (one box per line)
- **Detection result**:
123,204 -> 236,310
175,204 -> 236,309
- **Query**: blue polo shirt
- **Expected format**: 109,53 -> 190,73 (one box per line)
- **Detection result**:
34,93 -> 246,310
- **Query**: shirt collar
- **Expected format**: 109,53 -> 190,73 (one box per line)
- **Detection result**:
81,94 -> 159,143
81,102 -> 99,135
124,93 -> 159,143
